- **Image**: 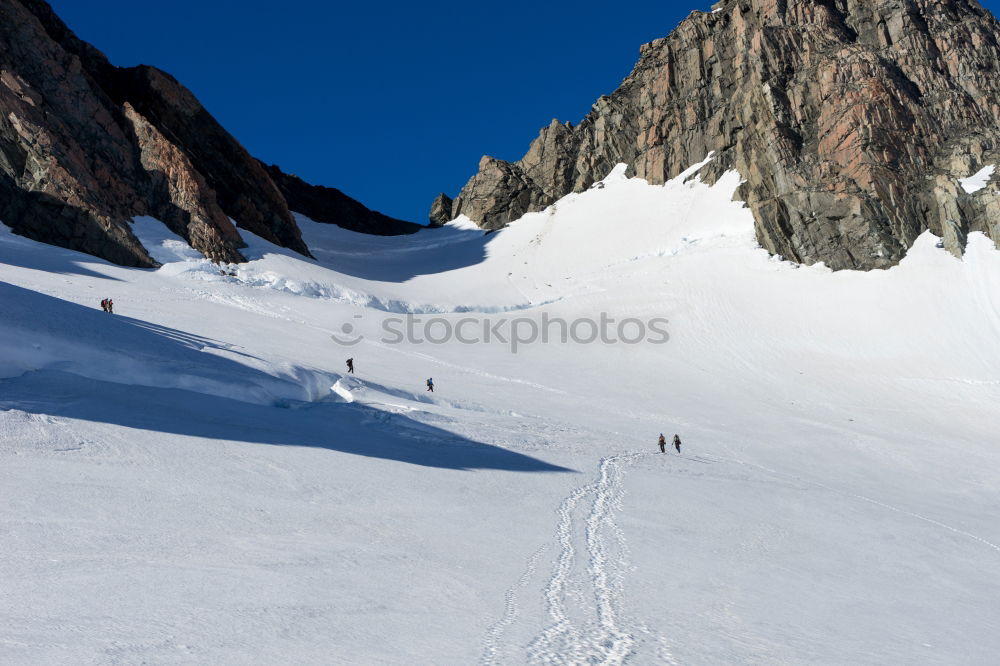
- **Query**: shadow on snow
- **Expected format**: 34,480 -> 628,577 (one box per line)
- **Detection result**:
2,371 -> 573,473
0,224 -> 126,281
295,223 -> 500,283
0,283 -> 571,473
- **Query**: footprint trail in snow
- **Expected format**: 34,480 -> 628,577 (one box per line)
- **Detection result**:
482,452 -> 669,665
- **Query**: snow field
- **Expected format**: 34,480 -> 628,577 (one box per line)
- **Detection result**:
2,158 -> 1000,664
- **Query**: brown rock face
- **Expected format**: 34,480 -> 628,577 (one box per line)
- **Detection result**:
0,0 -> 156,265
123,103 -> 245,264
261,163 -> 422,236
105,66 -> 311,257
428,193 -> 453,227
0,0 -> 416,267
441,0 -> 1000,270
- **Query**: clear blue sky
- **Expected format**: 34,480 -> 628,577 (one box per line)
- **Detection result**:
47,0 -> 1000,223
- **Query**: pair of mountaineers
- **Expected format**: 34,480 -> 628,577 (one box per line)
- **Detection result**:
99,298 -> 114,313
345,358 -> 435,394
658,433 -> 681,454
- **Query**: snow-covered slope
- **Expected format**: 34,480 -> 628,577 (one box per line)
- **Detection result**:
2,160 -> 1000,665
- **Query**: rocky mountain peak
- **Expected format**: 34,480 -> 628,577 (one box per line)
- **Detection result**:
437,0 -> 1000,270
0,0 -> 419,267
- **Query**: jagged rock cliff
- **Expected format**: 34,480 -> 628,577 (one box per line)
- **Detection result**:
108,66 -> 312,259
440,0 -> 1000,270
428,193 -> 453,227
0,0 -> 416,267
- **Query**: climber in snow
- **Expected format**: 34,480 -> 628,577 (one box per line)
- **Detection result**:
658,433 -> 666,453
346,358 -> 354,374
673,434 -> 682,454
426,378 -> 434,392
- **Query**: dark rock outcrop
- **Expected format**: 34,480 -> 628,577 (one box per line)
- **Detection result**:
261,163 -> 422,236
439,0 -> 1000,270
0,0 -> 417,267
0,0 -> 159,265
107,66 -> 311,258
123,102 -> 246,263
428,193 -> 453,227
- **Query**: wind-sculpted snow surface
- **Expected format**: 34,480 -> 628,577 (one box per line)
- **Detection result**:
3,161 -> 1000,664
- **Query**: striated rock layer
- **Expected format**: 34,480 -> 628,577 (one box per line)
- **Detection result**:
0,0 -> 416,267
440,0 -> 1000,270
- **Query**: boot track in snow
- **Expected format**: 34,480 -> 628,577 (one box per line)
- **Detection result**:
482,452 -> 669,665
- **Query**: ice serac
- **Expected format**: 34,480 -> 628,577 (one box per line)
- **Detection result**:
441,0 -> 1000,270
